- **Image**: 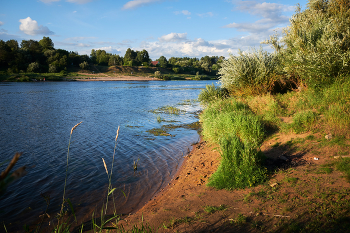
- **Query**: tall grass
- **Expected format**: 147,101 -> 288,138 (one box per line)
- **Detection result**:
218,48 -> 281,96
36,123 -> 153,233
198,83 -> 229,105
200,99 -> 267,189
207,135 -> 267,189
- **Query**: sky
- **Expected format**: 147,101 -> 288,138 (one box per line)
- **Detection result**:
0,0 -> 308,60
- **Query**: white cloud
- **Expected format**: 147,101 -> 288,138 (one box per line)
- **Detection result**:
223,0 -> 294,41
197,12 -> 213,17
65,36 -> 96,41
94,46 -> 122,54
19,17 -> 54,35
123,0 -> 162,10
73,11 -> 77,13
174,10 -> 191,15
66,0 -> 93,3
0,21 -> 4,26
40,0 -> 60,3
158,32 -> 187,42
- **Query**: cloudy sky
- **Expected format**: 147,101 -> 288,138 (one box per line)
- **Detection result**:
0,0 -> 307,60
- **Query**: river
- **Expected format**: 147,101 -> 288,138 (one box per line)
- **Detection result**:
0,80 -> 215,229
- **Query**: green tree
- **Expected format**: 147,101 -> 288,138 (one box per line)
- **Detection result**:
108,54 -> 123,66
27,62 -> 40,72
39,36 -> 54,51
124,48 -> 137,66
79,61 -> 89,70
264,0 -> 350,87
157,56 -> 168,68
136,49 -> 150,64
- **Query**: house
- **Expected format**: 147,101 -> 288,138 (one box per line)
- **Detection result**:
150,61 -> 159,66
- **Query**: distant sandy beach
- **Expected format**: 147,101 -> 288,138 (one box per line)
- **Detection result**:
72,75 -> 157,81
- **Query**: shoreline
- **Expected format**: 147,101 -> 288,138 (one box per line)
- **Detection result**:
71,75 -> 158,81
112,130 -> 350,232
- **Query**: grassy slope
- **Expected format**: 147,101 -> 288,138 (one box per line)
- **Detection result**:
197,79 -> 350,232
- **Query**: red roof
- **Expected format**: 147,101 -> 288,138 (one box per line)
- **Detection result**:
151,61 -> 159,66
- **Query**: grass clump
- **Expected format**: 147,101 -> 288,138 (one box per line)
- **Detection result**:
290,110 -> 318,133
207,135 -> 267,189
150,105 -> 182,115
201,99 -> 267,190
198,83 -> 229,105
204,204 -> 227,214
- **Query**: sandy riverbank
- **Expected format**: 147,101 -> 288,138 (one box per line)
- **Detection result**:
72,75 -> 158,81
111,131 -> 350,232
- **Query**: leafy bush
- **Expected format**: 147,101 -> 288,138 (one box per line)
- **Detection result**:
79,61 -> 89,70
218,48 -> 280,96
154,71 -> 162,79
27,62 -> 40,73
268,1 -> 350,87
49,64 -> 57,73
198,84 -> 229,105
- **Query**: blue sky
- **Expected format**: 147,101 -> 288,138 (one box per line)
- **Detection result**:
0,0 -> 308,60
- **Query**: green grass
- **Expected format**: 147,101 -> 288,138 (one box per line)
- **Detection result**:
150,105 -> 182,115
336,158 -> 350,182
198,84 -> 229,105
204,204 -> 227,214
201,98 -> 267,190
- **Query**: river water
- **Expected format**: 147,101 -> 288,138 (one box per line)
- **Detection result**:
0,80 -> 215,228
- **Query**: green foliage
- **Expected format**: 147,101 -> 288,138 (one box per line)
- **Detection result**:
198,84 -> 229,105
154,71 -> 162,79
172,67 -> 180,73
219,48 -> 280,96
150,105 -> 181,115
270,0 -> 350,87
157,56 -> 168,68
201,99 -> 267,190
79,61 -> 89,70
290,110 -> 318,133
27,62 -> 40,73
335,158 -> 350,182
204,204 -> 227,214
207,135 -> 267,189
200,99 -> 265,147
48,64 -> 57,73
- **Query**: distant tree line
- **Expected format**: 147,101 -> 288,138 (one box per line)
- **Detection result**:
0,36 -> 224,75
0,37 -> 90,74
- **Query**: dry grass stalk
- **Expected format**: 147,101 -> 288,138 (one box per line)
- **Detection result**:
102,158 -> 108,175
115,126 -> 120,142
70,121 -> 82,135
0,152 -> 23,181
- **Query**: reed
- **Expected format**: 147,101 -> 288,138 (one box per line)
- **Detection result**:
61,121 -> 82,214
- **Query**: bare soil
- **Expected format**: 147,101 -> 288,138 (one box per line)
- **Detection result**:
114,131 -> 350,232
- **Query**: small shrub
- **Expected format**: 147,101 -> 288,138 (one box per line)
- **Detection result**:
79,61 -> 89,70
218,48 -> 280,96
154,71 -> 162,79
198,84 -> 229,105
27,62 -> 40,73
